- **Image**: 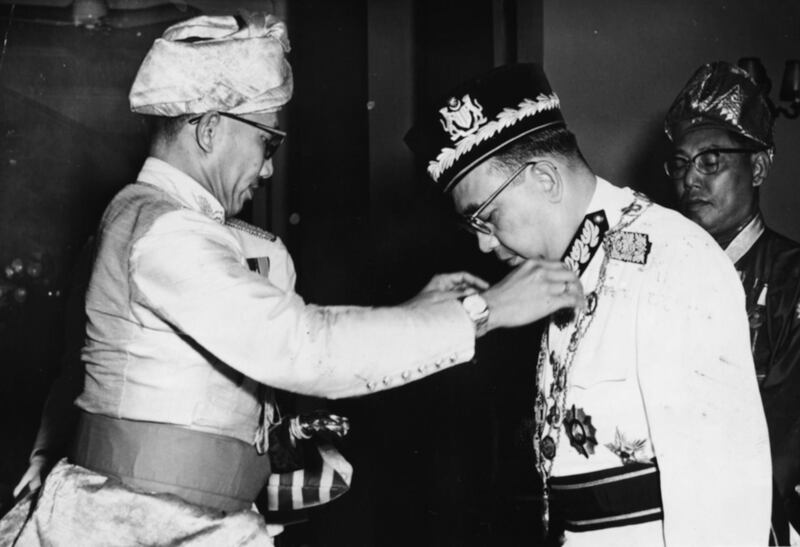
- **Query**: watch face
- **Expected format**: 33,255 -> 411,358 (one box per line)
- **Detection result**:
463,294 -> 488,315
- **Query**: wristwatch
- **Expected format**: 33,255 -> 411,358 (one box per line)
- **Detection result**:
460,293 -> 490,337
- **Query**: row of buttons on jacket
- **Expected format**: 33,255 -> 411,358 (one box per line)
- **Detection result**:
365,354 -> 460,391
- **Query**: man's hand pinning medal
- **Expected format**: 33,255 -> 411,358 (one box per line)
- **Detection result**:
482,259 -> 584,332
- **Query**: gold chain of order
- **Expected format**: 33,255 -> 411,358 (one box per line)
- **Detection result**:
532,196 -> 651,535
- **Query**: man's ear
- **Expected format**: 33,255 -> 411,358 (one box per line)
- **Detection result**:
751,150 -> 772,188
531,160 -> 562,203
194,112 -> 221,154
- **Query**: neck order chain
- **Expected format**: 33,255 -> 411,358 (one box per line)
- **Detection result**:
533,196 -> 651,535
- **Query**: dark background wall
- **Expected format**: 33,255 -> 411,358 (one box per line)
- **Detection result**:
283,2 -> 544,545
0,4 -> 164,516
1,1 -> 799,546
543,0 -> 800,237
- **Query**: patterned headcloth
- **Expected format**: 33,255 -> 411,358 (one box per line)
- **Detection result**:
129,12 -> 293,116
405,63 -> 566,192
664,61 -> 774,149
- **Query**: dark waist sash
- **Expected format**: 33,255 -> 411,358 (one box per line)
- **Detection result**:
549,461 -> 663,533
70,411 -> 271,513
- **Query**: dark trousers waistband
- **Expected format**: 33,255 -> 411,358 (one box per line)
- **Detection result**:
70,411 -> 271,513
549,461 -> 664,533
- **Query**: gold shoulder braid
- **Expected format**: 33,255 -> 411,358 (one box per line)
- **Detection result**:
533,195 -> 652,536
225,217 -> 277,242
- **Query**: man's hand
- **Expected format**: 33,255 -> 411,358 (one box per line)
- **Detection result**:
12,454 -> 47,498
404,271 -> 489,308
483,259 -> 584,331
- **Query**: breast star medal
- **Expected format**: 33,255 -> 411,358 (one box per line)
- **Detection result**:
605,427 -> 648,465
563,405 -> 597,458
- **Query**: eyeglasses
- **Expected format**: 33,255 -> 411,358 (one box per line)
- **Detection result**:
462,161 -> 538,235
462,161 -> 537,235
461,161 -> 537,235
663,147 -> 763,180
188,112 -> 287,160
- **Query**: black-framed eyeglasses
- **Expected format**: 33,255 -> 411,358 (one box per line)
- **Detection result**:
663,147 -> 763,180
461,161 -> 537,235
188,112 -> 287,160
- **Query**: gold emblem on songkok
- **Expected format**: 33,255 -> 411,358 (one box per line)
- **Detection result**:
428,94 -> 561,183
439,94 -> 488,142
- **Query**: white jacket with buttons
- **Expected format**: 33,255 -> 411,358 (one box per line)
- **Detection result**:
543,179 -> 771,547
76,157 -> 475,445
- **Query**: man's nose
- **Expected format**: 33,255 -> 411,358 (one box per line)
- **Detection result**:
260,158 -> 274,179
682,164 -> 704,191
476,231 -> 498,254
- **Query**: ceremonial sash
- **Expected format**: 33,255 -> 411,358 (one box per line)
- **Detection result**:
549,461 -> 663,532
70,411 -> 271,513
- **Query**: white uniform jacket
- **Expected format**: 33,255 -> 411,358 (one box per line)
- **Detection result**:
537,178 -> 771,547
76,157 -> 475,445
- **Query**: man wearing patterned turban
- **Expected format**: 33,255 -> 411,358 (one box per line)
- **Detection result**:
0,12 -> 583,546
665,60 -> 800,546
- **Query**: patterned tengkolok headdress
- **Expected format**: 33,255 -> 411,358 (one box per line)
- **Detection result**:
130,12 -> 293,116
664,61 -> 774,149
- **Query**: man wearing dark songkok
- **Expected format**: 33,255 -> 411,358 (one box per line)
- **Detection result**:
665,60 -> 800,545
0,13 -> 585,546
406,63 -> 771,546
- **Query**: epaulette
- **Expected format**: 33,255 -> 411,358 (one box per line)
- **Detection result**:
605,195 -> 653,266
606,231 -> 651,265
225,218 -> 277,242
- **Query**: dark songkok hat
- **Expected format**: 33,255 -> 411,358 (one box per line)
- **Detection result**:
405,63 -> 566,192
664,61 -> 774,148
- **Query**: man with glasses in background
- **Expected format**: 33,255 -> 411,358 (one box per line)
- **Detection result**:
0,13 -> 586,546
665,60 -> 800,545
406,63 -> 771,546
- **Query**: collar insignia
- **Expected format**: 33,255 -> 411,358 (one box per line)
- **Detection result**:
605,231 -> 651,265
553,211 -> 608,329
563,211 -> 609,276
